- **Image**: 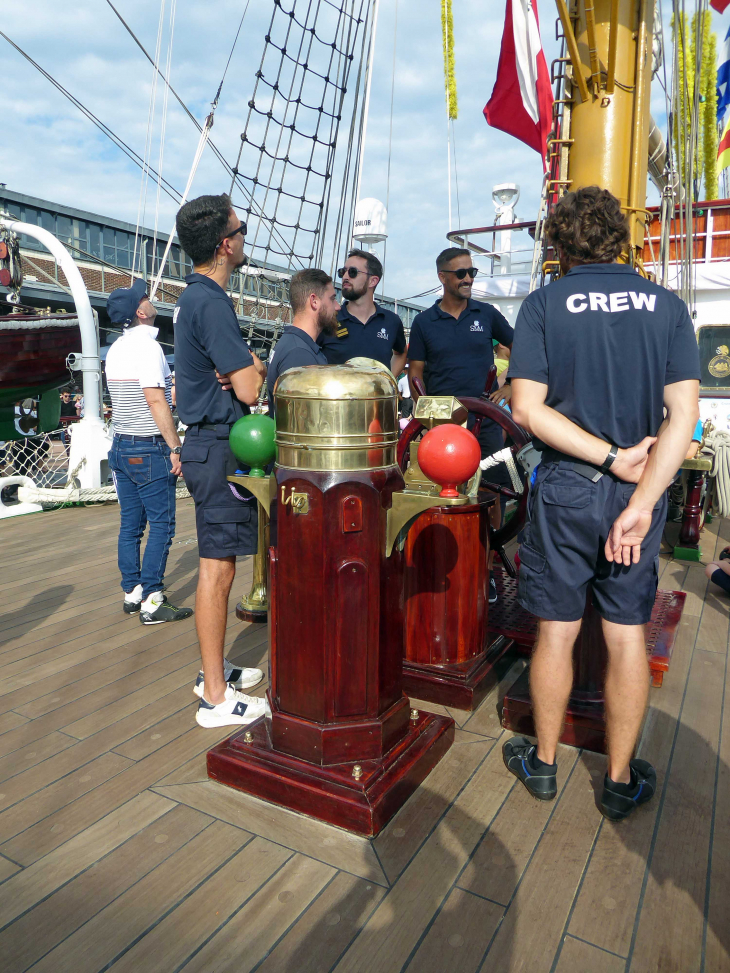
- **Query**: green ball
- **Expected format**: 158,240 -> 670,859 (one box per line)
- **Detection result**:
229,414 -> 276,476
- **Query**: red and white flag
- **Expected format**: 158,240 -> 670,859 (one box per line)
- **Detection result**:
484,0 -> 554,169
711,1 -> 730,14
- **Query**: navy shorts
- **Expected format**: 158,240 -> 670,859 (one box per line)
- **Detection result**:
518,461 -> 667,625
181,425 -> 257,559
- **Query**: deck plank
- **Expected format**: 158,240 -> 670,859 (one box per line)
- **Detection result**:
406,887 -> 503,973
332,743 -> 515,973
0,790 -> 173,930
705,637 -> 730,973
27,819 -> 252,973
0,854 -> 20,883
553,937 -> 626,973
255,871 -> 386,973
153,779 -> 389,885
180,852 -> 335,973
627,647 -> 726,973
0,804 -> 212,973
567,609 -> 701,955
480,752 -> 604,973
458,743 -> 580,905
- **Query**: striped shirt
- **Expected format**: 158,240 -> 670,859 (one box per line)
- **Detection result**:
105,325 -> 173,436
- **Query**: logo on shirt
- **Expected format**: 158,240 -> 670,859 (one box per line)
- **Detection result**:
565,292 -> 657,314
470,321 -> 484,332
376,328 -> 389,340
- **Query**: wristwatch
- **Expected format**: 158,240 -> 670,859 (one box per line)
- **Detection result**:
170,446 -> 182,455
600,444 -> 618,472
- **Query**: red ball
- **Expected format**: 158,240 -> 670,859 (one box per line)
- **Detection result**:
417,424 -> 481,498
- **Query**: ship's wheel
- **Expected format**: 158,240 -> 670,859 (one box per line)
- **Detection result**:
398,397 -> 530,577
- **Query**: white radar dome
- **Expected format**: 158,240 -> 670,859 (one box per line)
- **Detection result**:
353,198 -> 388,244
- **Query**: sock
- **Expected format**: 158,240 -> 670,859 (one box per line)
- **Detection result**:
141,591 -> 164,611
607,768 -> 638,795
124,584 -> 143,603
529,748 -> 556,772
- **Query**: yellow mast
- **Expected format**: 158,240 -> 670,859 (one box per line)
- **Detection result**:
555,0 -> 654,263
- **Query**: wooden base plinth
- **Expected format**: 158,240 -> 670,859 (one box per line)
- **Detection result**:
501,669 -> 607,754
235,602 -> 268,623
207,710 -> 455,837
488,567 -> 685,688
402,636 -> 515,711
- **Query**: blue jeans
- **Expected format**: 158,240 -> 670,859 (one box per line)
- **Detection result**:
109,435 -> 176,599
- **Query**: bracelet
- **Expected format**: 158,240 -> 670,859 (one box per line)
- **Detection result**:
600,444 -> 618,472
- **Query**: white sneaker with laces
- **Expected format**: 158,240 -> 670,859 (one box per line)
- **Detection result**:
196,684 -> 266,728
193,659 -> 264,697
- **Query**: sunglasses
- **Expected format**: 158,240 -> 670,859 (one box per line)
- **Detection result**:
217,222 -> 247,247
442,267 -> 478,280
337,266 -> 369,279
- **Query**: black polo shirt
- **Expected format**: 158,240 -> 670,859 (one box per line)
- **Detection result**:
509,263 -> 701,448
173,273 -> 254,425
319,302 -> 406,367
267,325 -> 328,416
407,298 -> 514,397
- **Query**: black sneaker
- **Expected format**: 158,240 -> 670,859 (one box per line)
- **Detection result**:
503,736 -> 557,801
139,594 -> 194,625
489,576 -> 498,605
123,584 -> 143,614
600,759 -> 656,821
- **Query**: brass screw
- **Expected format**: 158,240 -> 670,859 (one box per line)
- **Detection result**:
352,764 -> 363,780
410,708 -> 419,721
244,730 -> 253,743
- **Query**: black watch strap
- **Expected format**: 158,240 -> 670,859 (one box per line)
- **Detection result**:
170,446 -> 182,455
600,444 -> 618,472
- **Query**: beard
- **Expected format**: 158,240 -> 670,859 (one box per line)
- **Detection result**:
318,307 -> 338,335
342,279 -> 368,301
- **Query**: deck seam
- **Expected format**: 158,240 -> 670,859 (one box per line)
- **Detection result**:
0,796 -> 186,936
165,849 -> 297,973
700,611 -> 729,973
624,574 -> 706,971
10,816 -> 221,969
453,885 -> 508,907
475,752 -> 584,972
563,932 -> 627,959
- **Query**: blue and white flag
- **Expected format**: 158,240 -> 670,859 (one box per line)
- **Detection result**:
718,24 -> 730,123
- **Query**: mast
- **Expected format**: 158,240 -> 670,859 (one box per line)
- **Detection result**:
555,0 -> 655,264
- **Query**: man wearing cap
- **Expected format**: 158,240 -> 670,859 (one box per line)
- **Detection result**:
106,279 -> 194,624
319,249 -> 406,373
174,193 -> 267,730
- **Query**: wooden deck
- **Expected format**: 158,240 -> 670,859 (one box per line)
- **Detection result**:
0,497 -> 728,973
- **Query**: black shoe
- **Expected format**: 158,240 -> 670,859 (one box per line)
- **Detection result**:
123,599 -> 142,615
489,576 -> 498,605
600,759 -> 656,821
139,595 -> 194,625
503,736 -> 557,801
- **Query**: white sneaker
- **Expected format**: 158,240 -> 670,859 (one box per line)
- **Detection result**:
193,659 -> 264,698
195,684 -> 266,728
123,584 -> 143,615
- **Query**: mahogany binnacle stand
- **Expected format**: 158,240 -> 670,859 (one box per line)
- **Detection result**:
402,498 -> 515,711
674,456 -> 712,561
208,468 -> 455,838
493,569 -> 685,753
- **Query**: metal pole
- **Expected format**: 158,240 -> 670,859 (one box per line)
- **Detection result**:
352,0 -> 381,232
1,218 -> 102,421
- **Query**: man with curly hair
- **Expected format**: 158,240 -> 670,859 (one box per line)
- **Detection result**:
503,186 -> 700,820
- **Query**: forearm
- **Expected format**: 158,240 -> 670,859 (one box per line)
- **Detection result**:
630,413 -> 697,511
147,400 -> 181,449
517,401 -> 611,465
391,351 -> 407,376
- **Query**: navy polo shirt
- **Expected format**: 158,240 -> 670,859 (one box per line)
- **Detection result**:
509,263 -> 701,449
173,274 -> 254,426
407,298 -> 514,397
267,325 -> 328,416
319,302 -> 406,367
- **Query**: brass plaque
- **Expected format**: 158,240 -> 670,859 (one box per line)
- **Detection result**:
413,395 -> 468,428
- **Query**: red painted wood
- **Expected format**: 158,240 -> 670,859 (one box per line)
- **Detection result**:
207,711 -> 455,838
0,321 -> 81,393
678,469 -> 705,549
403,636 -> 515,710
211,464 -> 455,834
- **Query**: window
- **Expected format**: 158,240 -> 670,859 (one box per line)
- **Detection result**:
88,224 -> 101,258
40,211 -> 55,234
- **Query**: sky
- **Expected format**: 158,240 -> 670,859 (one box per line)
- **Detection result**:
0,1 -> 728,307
